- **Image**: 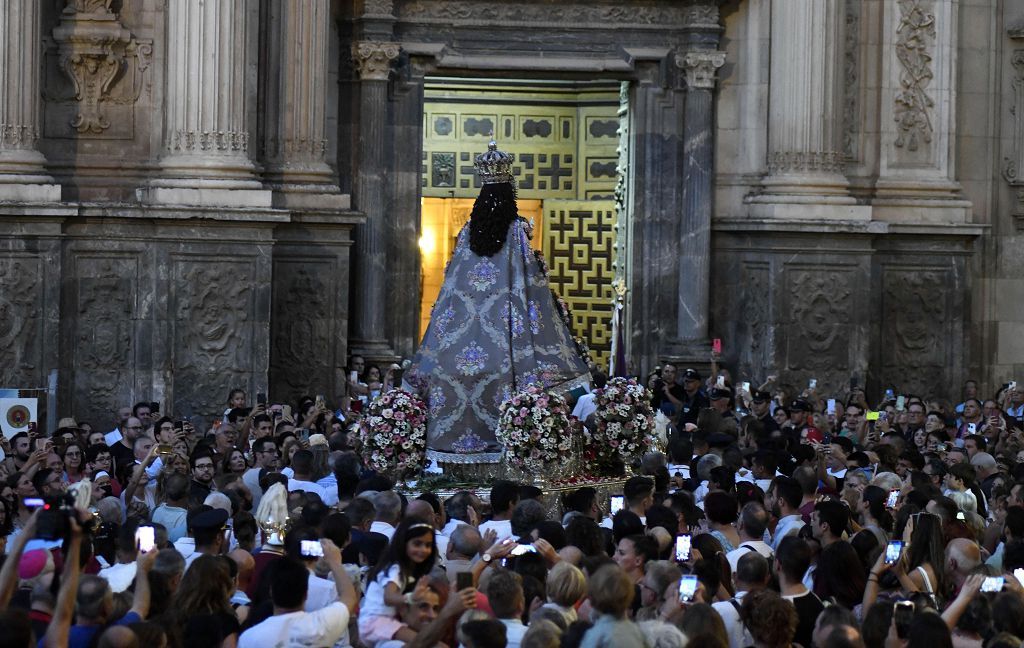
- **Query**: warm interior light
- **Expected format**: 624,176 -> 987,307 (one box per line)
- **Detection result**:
418,229 -> 435,255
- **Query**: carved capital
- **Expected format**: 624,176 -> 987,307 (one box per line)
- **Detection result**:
360,0 -> 394,17
675,51 -> 726,90
352,41 -> 400,80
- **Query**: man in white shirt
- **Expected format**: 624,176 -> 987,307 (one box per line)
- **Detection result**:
712,551 -> 770,648
369,490 -> 402,540
725,502 -> 774,573
98,524 -> 140,593
285,527 -> 341,612
287,450 -> 329,502
440,491 -> 481,536
478,480 -> 519,540
238,539 -> 357,648
768,476 -> 805,552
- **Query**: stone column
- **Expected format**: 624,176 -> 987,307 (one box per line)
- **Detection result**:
0,0 -> 60,202
148,0 -> 270,208
349,41 -> 400,363
675,51 -> 725,348
261,0 -> 348,210
749,0 -> 868,219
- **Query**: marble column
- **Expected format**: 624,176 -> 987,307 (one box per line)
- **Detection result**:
675,51 -> 725,348
749,0 -> 868,219
0,0 -> 60,202
261,0 -> 348,210
148,0 -> 271,208
349,41 -> 400,363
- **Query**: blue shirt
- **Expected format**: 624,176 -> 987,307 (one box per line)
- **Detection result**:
42,611 -> 141,648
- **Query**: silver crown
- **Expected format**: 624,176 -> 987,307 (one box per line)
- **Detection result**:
474,139 -> 515,185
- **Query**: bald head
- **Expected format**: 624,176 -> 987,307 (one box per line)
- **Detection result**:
405,500 -> 436,526
97,625 -> 139,648
946,537 -> 981,578
229,548 -> 255,589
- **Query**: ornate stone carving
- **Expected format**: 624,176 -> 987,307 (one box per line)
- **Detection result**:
173,262 -> 252,416
271,265 -> 331,396
675,51 -> 726,90
0,126 -> 40,149
73,258 -> 134,424
168,130 -> 249,153
0,260 -> 41,388
881,269 -> 947,396
362,0 -> 394,17
738,264 -> 770,380
843,0 -> 861,158
786,269 -> 852,376
49,0 -> 151,134
768,151 -> 847,175
893,0 -> 936,151
352,41 -> 401,81
398,1 -> 718,27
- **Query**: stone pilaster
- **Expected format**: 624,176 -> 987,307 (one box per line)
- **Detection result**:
261,0 -> 348,210
148,0 -> 271,208
0,0 -> 61,202
674,50 -> 725,349
349,41 -> 400,363
748,0 -> 869,220
873,0 -> 969,223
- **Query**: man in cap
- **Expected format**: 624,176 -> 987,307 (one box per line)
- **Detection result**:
676,368 -> 710,428
789,400 -> 813,441
750,390 -> 780,433
181,505 -> 230,571
709,386 -> 736,420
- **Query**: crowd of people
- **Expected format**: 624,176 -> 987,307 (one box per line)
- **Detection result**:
1,361 -> 1023,648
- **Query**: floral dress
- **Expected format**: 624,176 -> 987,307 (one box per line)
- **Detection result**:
405,218 -> 591,464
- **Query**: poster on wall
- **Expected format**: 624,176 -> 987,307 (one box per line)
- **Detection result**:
1,398 -> 37,438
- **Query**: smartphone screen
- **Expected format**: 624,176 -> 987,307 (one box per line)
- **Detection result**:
678,575 -> 698,603
712,338 -> 722,355
510,544 -> 536,556
981,576 -> 1005,593
456,571 -> 474,591
896,395 -> 906,411
1013,568 -> 1024,587
156,444 -> 173,456
884,540 -> 903,564
23,498 -> 44,508
299,428 -> 310,443
257,393 -> 267,406
968,422 -> 977,434
300,539 -> 324,558
610,495 -> 625,516
809,378 -> 817,389
136,526 -> 156,553
894,601 -> 914,639
886,490 -> 900,509
674,534 -> 692,562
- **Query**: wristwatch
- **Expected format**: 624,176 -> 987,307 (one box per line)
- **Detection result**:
481,552 -> 493,565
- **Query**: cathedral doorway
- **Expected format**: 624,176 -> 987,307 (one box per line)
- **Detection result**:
417,77 -> 621,369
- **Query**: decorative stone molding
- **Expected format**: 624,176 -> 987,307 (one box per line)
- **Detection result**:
397,1 -> 718,28
675,51 -> 726,90
48,0 -> 149,134
893,0 -> 935,151
843,0 -> 861,159
352,41 -> 401,80
168,129 -> 249,153
768,150 -> 847,175
361,0 -> 394,17
0,125 -> 39,149
1005,43 -> 1024,227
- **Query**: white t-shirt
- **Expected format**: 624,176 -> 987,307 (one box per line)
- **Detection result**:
306,572 -> 340,612
479,519 -> 514,540
712,590 -> 753,648
369,521 -> 396,540
288,478 -> 328,502
358,564 -> 411,622
238,602 -> 350,648
98,562 -> 137,593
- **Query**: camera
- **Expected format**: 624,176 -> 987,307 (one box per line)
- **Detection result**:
30,493 -> 76,541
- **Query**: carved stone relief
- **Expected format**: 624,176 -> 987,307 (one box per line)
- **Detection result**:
785,268 -> 852,388
352,42 -> 401,81
881,268 -> 948,397
768,151 -> 847,175
42,0 -> 152,139
270,264 -> 332,398
843,0 -> 861,159
676,51 -> 727,90
0,260 -> 42,388
1003,44 -> 1024,226
893,0 -> 935,152
72,257 -> 135,425
738,263 -> 770,380
397,1 -> 718,27
172,261 -> 253,417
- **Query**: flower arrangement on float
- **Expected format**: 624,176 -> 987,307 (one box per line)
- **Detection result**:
584,377 -> 657,470
359,389 -> 428,476
496,383 -> 573,473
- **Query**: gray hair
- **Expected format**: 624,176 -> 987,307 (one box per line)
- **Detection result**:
449,524 -> 483,557
638,620 -> 688,648
373,490 -> 403,523
696,453 -> 723,482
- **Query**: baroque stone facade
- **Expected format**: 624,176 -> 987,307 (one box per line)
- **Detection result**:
0,0 -> 1019,429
